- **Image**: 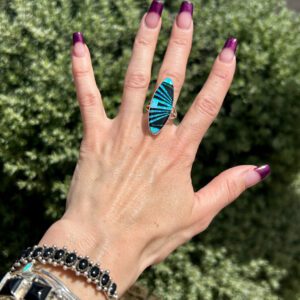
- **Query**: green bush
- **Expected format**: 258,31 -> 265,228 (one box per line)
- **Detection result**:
0,0 -> 300,298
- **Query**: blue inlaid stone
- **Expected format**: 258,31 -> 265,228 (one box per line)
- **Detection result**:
22,263 -> 33,272
148,77 -> 174,135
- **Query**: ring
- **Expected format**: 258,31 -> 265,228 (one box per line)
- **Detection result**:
146,77 -> 177,135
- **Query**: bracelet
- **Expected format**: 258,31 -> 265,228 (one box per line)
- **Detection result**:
9,245 -> 118,299
0,263 -> 79,299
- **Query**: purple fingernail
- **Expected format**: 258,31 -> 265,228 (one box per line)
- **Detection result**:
148,0 -> 164,16
254,164 -> 271,180
179,1 -> 194,16
73,32 -> 85,45
223,37 -> 238,54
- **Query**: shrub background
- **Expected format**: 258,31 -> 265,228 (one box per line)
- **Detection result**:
1,0 -> 300,299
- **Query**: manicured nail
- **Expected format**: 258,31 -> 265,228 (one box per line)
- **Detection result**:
177,1 -> 193,29
219,37 -> 238,63
72,32 -> 85,57
145,0 -> 164,29
245,164 -> 271,188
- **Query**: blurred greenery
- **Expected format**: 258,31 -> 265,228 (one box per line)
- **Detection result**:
0,0 -> 300,299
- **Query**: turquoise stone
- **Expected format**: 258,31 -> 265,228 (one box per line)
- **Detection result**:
22,263 -> 33,272
148,77 -> 174,135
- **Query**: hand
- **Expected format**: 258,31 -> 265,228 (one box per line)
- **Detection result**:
39,1 -> 270,299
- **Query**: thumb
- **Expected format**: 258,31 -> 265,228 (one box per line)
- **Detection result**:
190,164 -> 271,230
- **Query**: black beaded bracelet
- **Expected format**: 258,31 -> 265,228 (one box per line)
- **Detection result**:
10,245 -> 118,299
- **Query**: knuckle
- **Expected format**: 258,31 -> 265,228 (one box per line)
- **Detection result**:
135,36 -> 152,47
73,66 -> 91,78
160,70 -> 184,89
211,66 -> 230,81
171,37 -> 189,47
194,94 -> 219,118
224,177 -> 241,205
172,141 -> 195,166
125,72 -> 150,90
80,91 -> 100,107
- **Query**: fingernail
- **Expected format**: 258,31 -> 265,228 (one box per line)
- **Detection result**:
219,37 -> 238,63
176,1 -> 193,29
72,32 -> 85,57
145,0 -> 164,29
245,164 -> 271,188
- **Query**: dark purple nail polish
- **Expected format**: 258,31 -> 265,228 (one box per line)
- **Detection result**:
73,32 -> 85,45
179,1 -> 194,16
148,0 -> 164,16
254,164 -> 271,180
223,37 -> 238,54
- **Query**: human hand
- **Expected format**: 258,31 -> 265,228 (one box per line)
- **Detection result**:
39,1 -> 270,299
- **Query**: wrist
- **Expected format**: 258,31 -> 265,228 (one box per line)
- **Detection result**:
38,218 -> 145,299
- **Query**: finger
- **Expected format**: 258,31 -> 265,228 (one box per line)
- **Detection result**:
119,1 -> 163,116
176,37 -> 238,157
156,1 -> 194,106
189,164 -> 271,234
72,32 -> 107,139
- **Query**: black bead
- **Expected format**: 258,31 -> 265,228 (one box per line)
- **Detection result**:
53,249 -> 65,261
24,282 -> 51,300
32,247 -> 43,258
65,253 -> 77,266
89,266 -> 100,278
101,273 -> 110,286
42,247 -> 54,259
109,282 -> 117,296
0,277 -> 23,296
21,247 -> 32,259
76,258 -> 89,271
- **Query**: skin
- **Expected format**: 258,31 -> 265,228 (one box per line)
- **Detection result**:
38,8 -> 267,300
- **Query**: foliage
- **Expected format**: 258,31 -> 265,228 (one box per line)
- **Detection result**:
0,0 -> 299,298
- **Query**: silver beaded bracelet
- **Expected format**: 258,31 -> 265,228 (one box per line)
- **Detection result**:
7,244 -> 118,299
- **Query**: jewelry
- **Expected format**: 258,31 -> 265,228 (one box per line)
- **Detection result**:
146,77 -> 177,135
9,245 -> 118,299
0,263 -> 79,299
